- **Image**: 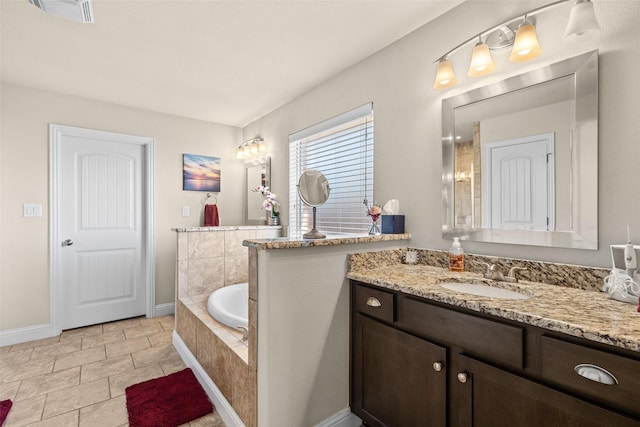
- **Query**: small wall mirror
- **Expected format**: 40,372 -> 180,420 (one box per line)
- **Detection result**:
442,51 -> 598,249
298,170 -> 331,239
245,157 -> 270,225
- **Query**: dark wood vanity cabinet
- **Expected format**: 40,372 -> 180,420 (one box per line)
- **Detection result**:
350,281 -> 640,427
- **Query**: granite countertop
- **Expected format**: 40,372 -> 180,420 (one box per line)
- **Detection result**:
243,233 -> 411,250
172,225 -> 282,232
347,264 -> 640,353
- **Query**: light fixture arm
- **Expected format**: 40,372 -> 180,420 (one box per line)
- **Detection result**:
434,0 -> 571,63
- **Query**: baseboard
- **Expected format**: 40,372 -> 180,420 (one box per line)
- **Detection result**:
0,323 -> 55,347
315,407 -> 362,427
173,331 -> 245,427
155,302 -> 175,317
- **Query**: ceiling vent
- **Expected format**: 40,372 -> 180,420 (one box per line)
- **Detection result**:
27,0 -> 94,23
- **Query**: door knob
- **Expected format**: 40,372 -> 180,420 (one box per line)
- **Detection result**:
62,239 -> 74,247
433,362 -> 443,372
457,372 -> 469,383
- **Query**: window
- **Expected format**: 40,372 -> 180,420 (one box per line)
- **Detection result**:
289,103 -> 374,236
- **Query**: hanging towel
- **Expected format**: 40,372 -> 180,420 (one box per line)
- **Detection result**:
204,204 -> 219,226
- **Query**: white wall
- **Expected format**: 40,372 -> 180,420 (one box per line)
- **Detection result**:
243,0 -> 640,268
0,84 -> 243,332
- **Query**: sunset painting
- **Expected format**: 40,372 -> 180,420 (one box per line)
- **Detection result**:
183,154 -> 221,192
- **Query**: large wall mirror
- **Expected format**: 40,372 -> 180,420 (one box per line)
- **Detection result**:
245,157 -> 270,225
442,50 -> 598,249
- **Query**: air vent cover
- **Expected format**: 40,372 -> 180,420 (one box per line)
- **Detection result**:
27,0 -> 94,23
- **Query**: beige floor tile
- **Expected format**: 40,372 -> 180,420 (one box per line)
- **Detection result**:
186,411 -> 226,427
123,322 -> 164,339
60,324 -> 103,341
53,346 -> 105,372
79,395 -> 127,427
26,410 -> 79,427
108,364 -> 164,397
159,316 -> 175,331
0,356 -> 55,383
9,336 -> 60,353
81,354 -> 133,384
105,336 -> 150,358
81,330 -> 125,350
3,395 -> 47,426
0,380 -> 21,401
30,339 -> 82,360
147,330 -> 173,347
131,344 -> 179,368
102,317 -> 142,333
15,367 -> 80,401
42,377 -> 110,419
0,348 -> 33,365
159,354 -> 187,376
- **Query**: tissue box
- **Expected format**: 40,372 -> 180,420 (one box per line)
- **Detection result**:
381,215 -> 405,234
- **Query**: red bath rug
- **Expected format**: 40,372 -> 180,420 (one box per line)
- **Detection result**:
125,368 -> 213,427
0,399 -> 12,426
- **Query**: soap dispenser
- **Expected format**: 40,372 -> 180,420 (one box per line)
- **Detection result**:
449,237 -> 464,272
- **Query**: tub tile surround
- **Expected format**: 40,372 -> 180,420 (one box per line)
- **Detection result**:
347,249 -> 640,353
174,226 -> 280,427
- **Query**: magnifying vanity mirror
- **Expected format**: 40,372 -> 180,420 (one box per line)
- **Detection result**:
442,50 -> 598,249
298,170 -> 331,239
245,157 -> 270,225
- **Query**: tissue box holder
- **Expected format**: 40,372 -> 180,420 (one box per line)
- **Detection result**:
381,215 -> 405,234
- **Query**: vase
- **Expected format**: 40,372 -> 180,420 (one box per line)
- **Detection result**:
268,216 -> 280,226
368,215 -> 381,235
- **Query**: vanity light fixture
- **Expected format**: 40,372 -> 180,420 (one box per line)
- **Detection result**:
236,137 -> 267,160
467,36 -> 496,76
433,0 -> 600,90
509,17 -> 542,62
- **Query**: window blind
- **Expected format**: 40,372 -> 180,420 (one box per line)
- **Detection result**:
289,103 -> 374,236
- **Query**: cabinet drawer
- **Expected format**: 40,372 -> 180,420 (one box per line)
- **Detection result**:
400,297 -> 524,370
353,284 -> 394,323
541,335 -> 640,416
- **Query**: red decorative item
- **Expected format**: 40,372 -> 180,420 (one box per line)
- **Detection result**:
125,368 -> 213,427
0,399 -> 12,426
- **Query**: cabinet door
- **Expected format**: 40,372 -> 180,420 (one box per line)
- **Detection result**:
352,314 -> 447,427
454,354 -> 640,427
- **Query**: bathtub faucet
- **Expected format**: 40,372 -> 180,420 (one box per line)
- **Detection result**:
238,326 -> 249,342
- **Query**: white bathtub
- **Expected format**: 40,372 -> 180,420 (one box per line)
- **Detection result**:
207,282 -> 248,330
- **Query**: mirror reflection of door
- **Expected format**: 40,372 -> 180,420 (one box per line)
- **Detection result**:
482,133 -> 555,231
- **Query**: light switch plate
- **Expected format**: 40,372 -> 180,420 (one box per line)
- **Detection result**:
182,206 -> 190,217
23,204 -> 42,217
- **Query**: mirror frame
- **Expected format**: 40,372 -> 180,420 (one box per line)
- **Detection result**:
244,156 -> 271,225
442,50 -> 598,249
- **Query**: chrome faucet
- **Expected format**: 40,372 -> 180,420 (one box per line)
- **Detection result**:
481,263 -> 527,283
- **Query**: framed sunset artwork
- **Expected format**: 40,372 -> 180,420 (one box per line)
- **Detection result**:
183,154 -> 221,192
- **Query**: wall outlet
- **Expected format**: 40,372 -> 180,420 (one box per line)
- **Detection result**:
23,204 -> 42,217
404,250 -> 418,264
182,206 -> 190,217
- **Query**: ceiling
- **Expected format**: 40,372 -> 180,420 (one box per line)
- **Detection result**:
1,0 -> 463,127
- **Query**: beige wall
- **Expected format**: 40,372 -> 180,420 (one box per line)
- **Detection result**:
0,84 -> 243,331
243,0 -> 640,268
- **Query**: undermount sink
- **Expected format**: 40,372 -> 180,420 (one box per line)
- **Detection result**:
439,282 -> 529,300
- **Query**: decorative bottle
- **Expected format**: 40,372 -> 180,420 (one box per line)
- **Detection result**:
448,237 -> 464,272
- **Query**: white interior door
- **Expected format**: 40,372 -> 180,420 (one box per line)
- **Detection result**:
483,133 -> 554,231
52,125 -> 154,330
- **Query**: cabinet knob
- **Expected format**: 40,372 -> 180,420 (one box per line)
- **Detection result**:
366,297 -> 382,307
457,372 -> 469,383
432,362 -> 443,372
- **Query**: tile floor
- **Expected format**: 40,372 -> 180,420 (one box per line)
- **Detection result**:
0,315 -> 226,426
